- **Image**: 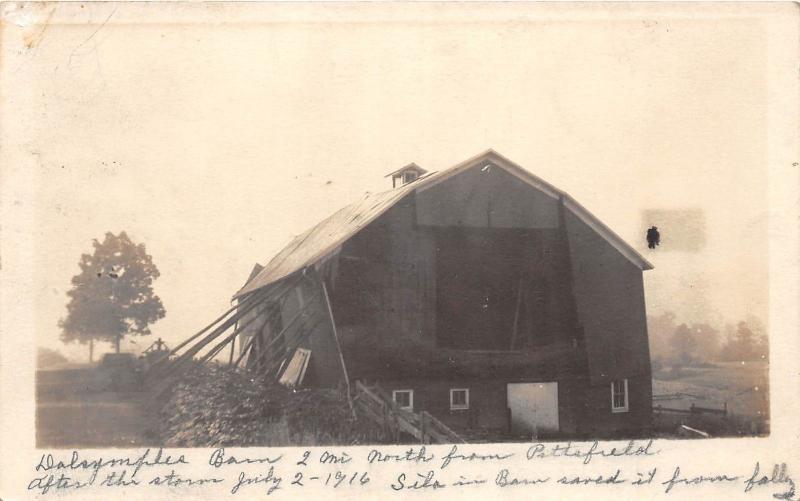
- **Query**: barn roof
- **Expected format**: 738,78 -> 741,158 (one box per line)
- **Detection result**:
244,263 -> 264,285
235,150 -> 653,298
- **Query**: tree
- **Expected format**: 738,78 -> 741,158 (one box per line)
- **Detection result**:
755,331 -> 769,361
689,322 -> 720,363
647,311 -> 678,364
59,232 -> 166,358
745,314 -> 769,361
670,323 -> 697,366
720,321 -> 763,362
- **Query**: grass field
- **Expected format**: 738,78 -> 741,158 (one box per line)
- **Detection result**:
652,361 -> 769,437
36,366 -> 159,448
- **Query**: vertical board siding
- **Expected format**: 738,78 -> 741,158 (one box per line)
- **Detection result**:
564,209 -> 652,385
278,277 -> 345,389
415,165 -> 559,229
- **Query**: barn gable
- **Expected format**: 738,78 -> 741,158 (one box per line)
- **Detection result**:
415,162 -> 559,229
236,149 -> 652,298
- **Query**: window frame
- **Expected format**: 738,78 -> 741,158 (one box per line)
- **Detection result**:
392,389 -> 414,411
449,388 -> 470,411
610,378 -> 629,413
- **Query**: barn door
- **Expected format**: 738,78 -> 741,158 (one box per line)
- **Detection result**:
507,382 -> 559,436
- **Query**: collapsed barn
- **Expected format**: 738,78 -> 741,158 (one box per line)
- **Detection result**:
151,150 -> 654,442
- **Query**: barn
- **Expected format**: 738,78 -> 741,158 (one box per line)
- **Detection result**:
157,149 -> 654,441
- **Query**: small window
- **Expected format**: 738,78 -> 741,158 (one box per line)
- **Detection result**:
611,379 -> 629,413
450,388 -> 469,410
392,389 -> 413,411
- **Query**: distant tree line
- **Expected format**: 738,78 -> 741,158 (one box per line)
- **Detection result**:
648,311 -> 768,368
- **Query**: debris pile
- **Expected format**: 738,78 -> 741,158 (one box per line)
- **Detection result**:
159,364 -> 385,447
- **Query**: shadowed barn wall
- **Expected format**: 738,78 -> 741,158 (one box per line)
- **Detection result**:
319,157 -> 653,437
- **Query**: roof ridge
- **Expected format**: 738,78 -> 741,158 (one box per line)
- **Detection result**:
235,150 -> 652,298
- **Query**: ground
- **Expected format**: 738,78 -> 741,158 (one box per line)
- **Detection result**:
651,361 -> 769,437
35,361 -> 770,447
36,366 -> 159,448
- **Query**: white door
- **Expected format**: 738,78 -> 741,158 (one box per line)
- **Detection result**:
507,382 -> 559,435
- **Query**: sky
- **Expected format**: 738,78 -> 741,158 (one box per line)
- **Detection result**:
1,3 -> 770,361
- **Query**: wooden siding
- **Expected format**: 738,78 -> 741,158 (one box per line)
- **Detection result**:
278,276 -> 346,389
375,373 -> 651,439
376,379 -> 511,436
343,342 -> 588,382
332,193 -> 581,352
564,209 -> 652,384
433,226 -> 578,350
416,164 -> 559,229
417,226 -> 437,342
331,197 -> 436,345
558,374 -> 653,437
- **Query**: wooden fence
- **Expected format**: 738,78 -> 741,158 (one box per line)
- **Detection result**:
353,381 -> 465,444
653,402 -> 728,416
